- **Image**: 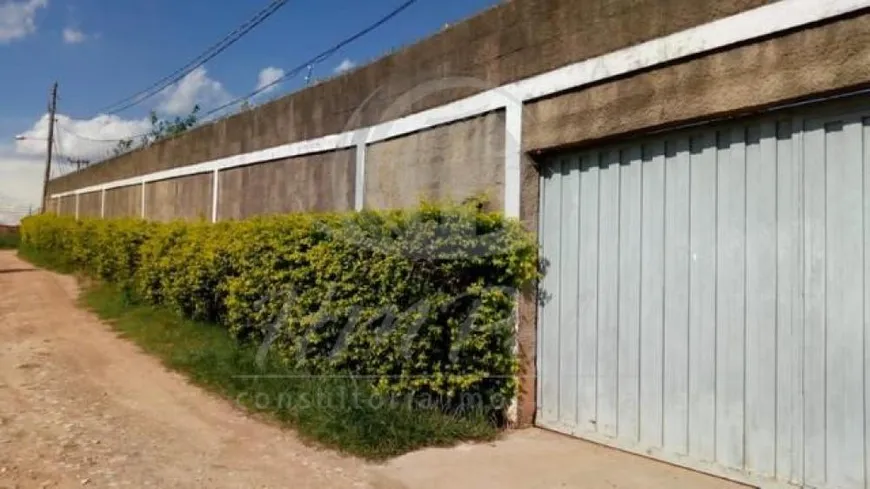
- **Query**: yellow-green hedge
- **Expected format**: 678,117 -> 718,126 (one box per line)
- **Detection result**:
20,203 -> 538,405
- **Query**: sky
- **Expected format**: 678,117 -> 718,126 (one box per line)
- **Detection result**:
0,0 -> 499,223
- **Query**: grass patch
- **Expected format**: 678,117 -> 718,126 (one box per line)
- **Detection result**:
0,231 -> 19,249
20,250 -> 500,460
18,246 -> 76,274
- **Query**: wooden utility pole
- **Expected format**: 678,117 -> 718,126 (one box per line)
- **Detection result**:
41,82 -> 58,214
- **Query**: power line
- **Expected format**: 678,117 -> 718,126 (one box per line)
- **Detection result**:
53,128 -> 63,156
51,135 -> 71,179
70,0 -> 421,160
53,129 -> 87,176
57,123 -> 130,143
97,0 -> 289,116
100,0 -> 287,114
202,0 -> 420,119
0,206 -> 32,213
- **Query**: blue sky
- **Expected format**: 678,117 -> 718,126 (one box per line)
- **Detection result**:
0,0 -> 499,220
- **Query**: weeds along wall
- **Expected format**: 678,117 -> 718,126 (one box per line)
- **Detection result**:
20,207 -> 538,406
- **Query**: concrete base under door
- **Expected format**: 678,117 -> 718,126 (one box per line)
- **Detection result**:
373,429 -> 750,489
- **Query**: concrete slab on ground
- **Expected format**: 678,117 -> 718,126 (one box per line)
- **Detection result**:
375,428 -> 751,489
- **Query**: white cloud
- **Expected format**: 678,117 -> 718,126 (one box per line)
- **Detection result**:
0,111 -> 151,219
256,66 -> 284,93
15,112 -> 151,161
0,0 -> 48,43
0,65 -> 235,221
334,59 -> 356,74
0,144 -> 44,220
157,66 -> 232,116
62,27 -> 86,44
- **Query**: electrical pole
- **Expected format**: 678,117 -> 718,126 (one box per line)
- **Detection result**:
41,82 -> 58,214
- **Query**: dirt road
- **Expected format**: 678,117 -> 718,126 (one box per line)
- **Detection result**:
0,251 -> 380,489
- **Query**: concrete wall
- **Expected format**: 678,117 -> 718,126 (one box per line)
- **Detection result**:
365,111 -> 505,210
218,150 -> 355,220
524,12 -> 870,152
77,192 -> 101,218
58,195 -> 75,217
46,0 -> 769,199
104,186 -> 142,219
144,174 -> 212,222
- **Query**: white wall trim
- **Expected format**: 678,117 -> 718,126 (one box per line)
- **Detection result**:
503,0 -> 870,103
504,98 -> 524,426
504,100 -> 523,219
140,182 -> 146,219
354,143 -> 367,211
100,189 -> 106,218
211,169 -> 220,223
50,0 -> 870,201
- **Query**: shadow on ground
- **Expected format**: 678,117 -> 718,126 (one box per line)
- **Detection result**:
0,268 -> 37,275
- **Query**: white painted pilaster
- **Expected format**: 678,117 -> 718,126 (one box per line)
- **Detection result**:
504,100 -> 523,219
211,169 -> 220,223
354,142 -> 367,211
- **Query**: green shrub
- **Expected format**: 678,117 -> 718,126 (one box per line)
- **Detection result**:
20,204 -> 538,409
82,281 -> 500,459
136,221 -> 235,322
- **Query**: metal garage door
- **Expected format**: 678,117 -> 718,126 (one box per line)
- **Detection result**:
537,101 -> 870,489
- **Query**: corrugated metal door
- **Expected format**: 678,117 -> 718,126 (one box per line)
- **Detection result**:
537,101 -> 870,489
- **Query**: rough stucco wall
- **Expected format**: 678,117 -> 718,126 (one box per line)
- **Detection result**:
524,12 -> 870,152
58,195 -> 75,216
104,186 -> 142,219
144,174 -> 212,222
45,0 -> 768,195
77,192 -> 101,218
218,149 -> 356,220
365,111 -> 505,210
